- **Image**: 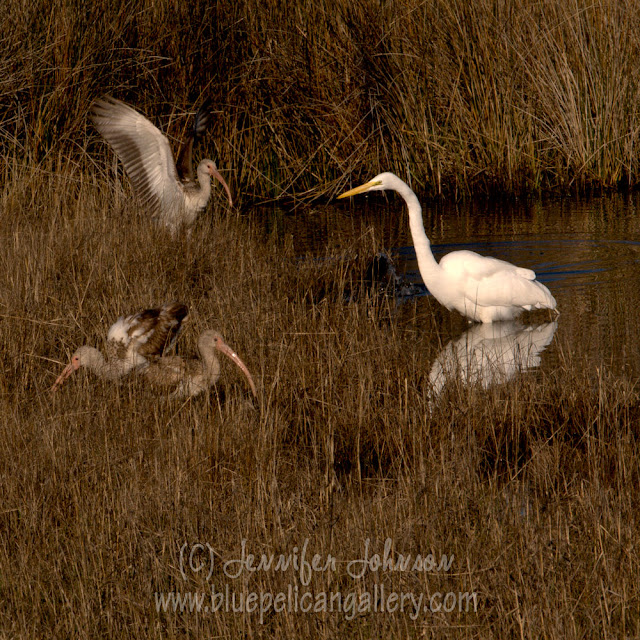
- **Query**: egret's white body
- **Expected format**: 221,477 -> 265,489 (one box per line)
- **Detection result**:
338,172 -> 557,322
142,330 -> 258,398
91,97 -> 233,232
51,303 -> 188,389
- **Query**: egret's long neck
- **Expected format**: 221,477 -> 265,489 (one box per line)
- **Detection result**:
396,181 -> 440,282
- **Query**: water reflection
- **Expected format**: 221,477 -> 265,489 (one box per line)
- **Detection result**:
428,321 -> 558,404
253,191 -> 640,374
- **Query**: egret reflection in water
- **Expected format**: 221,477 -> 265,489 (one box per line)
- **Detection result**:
428,321 -> 558,405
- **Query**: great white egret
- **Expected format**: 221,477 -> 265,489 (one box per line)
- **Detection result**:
91,97 -> 233,233
141,330 -> 258,398
338,172 -> 557,322
51,302 -> 188,389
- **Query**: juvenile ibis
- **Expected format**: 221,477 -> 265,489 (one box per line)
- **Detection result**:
91,96 -> 233,232
142,329 -> 258,398
51,302 -> 189,389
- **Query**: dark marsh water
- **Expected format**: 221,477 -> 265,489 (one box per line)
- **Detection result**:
256,191 -> 640,385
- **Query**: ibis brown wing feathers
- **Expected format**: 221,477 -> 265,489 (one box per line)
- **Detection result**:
176,98 -> 212,183
128,302 -> 189,358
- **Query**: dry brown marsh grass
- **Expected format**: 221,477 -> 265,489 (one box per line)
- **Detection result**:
0,158 -> 638,637
3,0 -> 640,199
1,0 -> 640,636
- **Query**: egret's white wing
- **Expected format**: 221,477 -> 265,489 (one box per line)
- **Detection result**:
439,250 -> 554,310
440,250 -> 535,281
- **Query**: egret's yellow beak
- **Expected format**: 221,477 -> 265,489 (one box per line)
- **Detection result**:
337,180 -> 381,199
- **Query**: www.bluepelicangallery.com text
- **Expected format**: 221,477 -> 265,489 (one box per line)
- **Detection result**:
154,584 -> 478,623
